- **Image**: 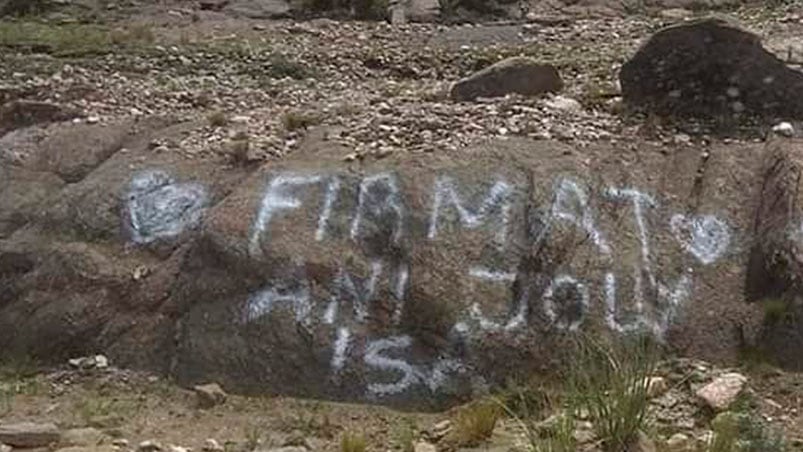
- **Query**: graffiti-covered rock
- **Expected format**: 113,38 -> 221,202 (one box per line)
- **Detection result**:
620,19 -> 803,119
0,122 -> 797,408
450,57 -> 563,102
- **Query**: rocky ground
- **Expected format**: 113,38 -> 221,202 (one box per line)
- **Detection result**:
2,1 -> 802,166
3,0 -> 803,451
0,356 -> 802,451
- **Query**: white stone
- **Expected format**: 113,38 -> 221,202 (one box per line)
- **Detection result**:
544,95 -> 584,114
94,355 -> 109,369
413,441 -> 437,452
773,121 -> 795,137
646,376 -> 668,398
695,372 -> 748,411
137,440 -> 163,452
202,439 -> 223,452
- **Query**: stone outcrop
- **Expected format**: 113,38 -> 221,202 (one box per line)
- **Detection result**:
620,19 -> 803,119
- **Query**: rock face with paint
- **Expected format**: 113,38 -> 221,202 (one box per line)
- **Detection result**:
0,134 -> 789,408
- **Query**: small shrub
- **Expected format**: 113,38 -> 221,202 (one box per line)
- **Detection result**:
281,110 -> 321,132
340,431 -> 367,452
266,53 -> 313,80
207,111 -> 229,128
566,335 -> 658,452
450,401 -> 500,447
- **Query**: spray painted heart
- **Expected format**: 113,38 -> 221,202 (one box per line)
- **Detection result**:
670,214 -> 731,265
124,170 -> 208,245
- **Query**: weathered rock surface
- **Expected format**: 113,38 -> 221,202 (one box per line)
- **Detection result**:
695,372 -> 748,411
450,57 -> 562,102
0,422 -> 60,448
620,19 -> 803,118
0,100 -> 80,136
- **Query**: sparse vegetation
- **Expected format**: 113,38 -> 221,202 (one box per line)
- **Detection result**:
566,335 -> 658,452
243,424 -> 262,451
450,400 -> 500,447
340,431 -> 367,452
266,53 -> 314,80
391,417 -> 416,452
0,22 -> 154,57
707,411 -> 787,452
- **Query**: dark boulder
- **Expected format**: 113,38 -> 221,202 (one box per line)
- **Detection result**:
620,19 -> 803,119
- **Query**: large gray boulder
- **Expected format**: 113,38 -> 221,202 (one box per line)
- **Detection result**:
620,18 -> 803,119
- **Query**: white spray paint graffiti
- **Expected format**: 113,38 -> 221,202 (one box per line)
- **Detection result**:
606,188 -> 658,287
551,178 -> 611,256
670,214 -> 731,265
350,173 -> 405,244
468,267 -> 517,282
364,336 -> 418,396
125,170 -> 208,245
331,327 -> 351,373
316,176 -> 341,242
468,268 -> 528,333
250,174 -> 322,256
243,282 -> 312,327
363,335 -> 470,396
428,176 -> 513,248
543,275 -> 589,331
196,170 -> 737,399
